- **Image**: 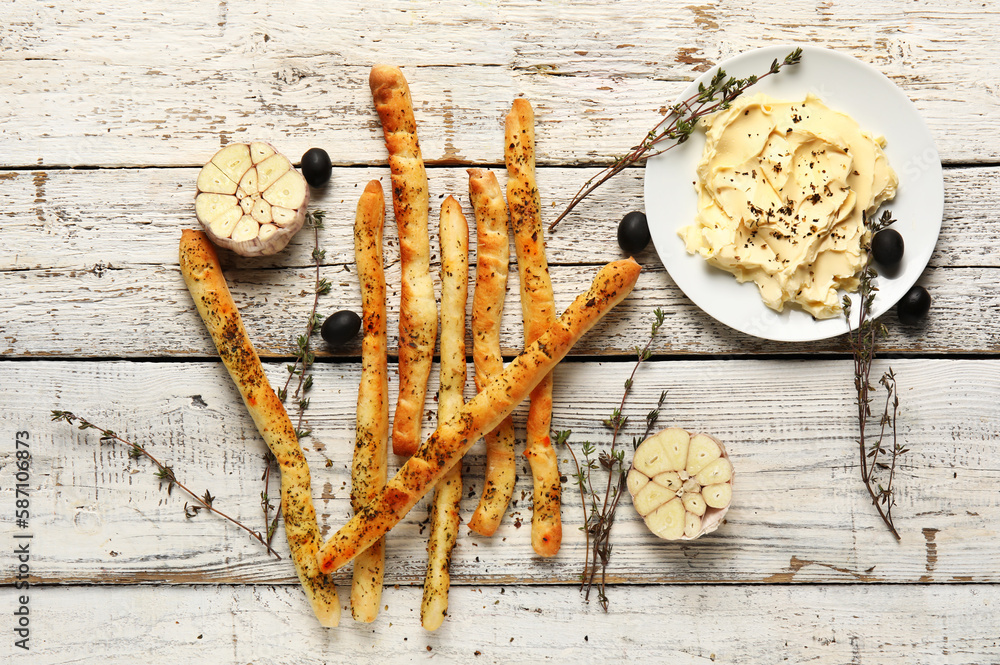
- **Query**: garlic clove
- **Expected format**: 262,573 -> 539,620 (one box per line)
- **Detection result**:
239,167 -> 259,196
256,153 -> 292,191
695,458 -> 733,486
251,197 -> 273,224
703,483 -> 732,509
250,141 -> 276,164
652,471 -> 682,492
626,468 -> 649,497
682,492 -> 707,517
631,434 -> 672,477
197,162 -> 238,195
633,481 -> 676,517
209,206 -> 243,239
258,223 -> 279,243
211,143 -> 253,183
659,427 -> 691,472
195,193 -> 237,226
271,206 -> 299,227
231,215 -> 260,242
646,498 -> 685,540
684,512 -> 702,539
686,434 -> 722,476
262,169 -> 308,209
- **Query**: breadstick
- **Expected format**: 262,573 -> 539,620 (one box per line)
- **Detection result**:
179,229 -> 339,628
505,98 -> 561,556
466,169 -> 516,537
370,64 -> 436,457
317,257 -> 641,574
350,180 -> 388,623
421,196 -> 469,631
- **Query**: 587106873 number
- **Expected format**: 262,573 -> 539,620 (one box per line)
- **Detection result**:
14,431 -> 31,528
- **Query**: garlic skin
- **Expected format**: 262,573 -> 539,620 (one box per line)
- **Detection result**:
628,428 -> 733,540
195,142 -> 309,257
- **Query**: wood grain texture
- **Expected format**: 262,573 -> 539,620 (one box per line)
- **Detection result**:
3,0 -> 1000,658
1,259 -> 995,358
2,2 -> 999,166
2,358 -> 997,585
5,165 -> 997,272
12,584 -> 1000,664
2,166 -> 998,357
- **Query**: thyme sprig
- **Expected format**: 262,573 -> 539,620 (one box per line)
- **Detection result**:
560,308 -> 667,610
260,451 -> 281,546
549,48 -> 803,232
279,209 -> 329,439
272,209 -> 329,543
843,209 -> 906,540
558,431 -> 596,587
51,410 -> 281,559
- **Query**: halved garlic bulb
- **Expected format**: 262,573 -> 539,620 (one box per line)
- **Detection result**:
627,428 -> 733,540
195,142 -> 309,256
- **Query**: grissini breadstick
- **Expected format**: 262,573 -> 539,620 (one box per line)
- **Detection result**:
466,168 -> 517,537
350,180 -> 388,623
505,98 -> 562,556
179,229 -> 339,628
421,196 -> 469,631
370,64 -> 436,457
317,257 -> 641,574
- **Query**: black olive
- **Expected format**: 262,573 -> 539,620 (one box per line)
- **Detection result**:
321,310 -> 361,345
897,285 -> 931,325
871,228 -> 904,267
301,148 -> 332,187
617,211 -> 650,255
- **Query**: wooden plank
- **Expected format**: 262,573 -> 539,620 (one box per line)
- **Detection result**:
1,259 -> 994,358
2,1 -> 999,166
2,358 -> 997,585
2,165 -> 996,357
11,584 -> 1000,664
2,165 -> 996,271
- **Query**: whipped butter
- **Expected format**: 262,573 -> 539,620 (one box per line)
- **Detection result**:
678,93 -> 897,319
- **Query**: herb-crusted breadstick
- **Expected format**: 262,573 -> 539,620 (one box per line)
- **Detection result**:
505,98 -> 562,557
350,180 -> 389,623
317,258 -> 641,574
421,196 -> 469,631
369,64 -> 437,457
179,229 -> 339,628
466,169 -> 517,537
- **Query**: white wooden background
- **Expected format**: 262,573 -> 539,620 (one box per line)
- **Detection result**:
2,1 -> 999,663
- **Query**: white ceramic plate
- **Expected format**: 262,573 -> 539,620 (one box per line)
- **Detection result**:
644,45 -> 943,342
